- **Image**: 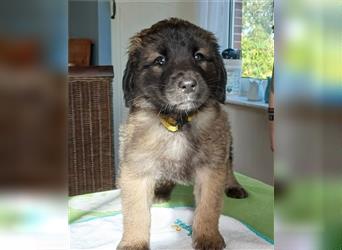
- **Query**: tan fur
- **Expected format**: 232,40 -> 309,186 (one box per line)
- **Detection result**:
193,167 -> 227,250
118,101 -> 231,249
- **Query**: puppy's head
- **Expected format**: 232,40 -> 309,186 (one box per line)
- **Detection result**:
123,18 -> 226,114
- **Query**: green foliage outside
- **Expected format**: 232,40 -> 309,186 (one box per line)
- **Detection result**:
241,0 -> 274,79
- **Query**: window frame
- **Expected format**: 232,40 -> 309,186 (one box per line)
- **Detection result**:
227,0 -> 235,49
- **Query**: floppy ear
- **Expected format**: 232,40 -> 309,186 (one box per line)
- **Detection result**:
214,55 -> 227,103
122,56 -> 136,107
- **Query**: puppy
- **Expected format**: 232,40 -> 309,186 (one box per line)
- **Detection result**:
118,18 -> 247,250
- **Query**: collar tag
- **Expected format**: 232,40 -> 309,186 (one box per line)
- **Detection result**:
160,115 -> 192,132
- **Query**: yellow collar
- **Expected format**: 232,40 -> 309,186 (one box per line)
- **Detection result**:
160,114 -> 193,132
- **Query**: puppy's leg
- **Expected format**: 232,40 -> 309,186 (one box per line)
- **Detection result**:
117,171 -> 154,250
192,167 -> 227,250
224,163 -> 248,199
153,180 -> 175,203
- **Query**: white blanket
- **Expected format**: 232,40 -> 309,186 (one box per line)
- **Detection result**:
69,190 -> 273,250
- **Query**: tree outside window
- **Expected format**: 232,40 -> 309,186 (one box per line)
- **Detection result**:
241,0 -> 274,79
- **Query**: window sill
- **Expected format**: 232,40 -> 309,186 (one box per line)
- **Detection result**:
225,95 -> 268,110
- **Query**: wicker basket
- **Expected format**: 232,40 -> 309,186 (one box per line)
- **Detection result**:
68,66 -> 115,195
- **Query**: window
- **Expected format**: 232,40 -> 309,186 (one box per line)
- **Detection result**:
233,0 -> 274,79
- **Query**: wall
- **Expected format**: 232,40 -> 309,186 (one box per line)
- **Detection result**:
69,0 -> 111,65
69,0 -> 99,65
98,0 -> 112,65
225,105 -> 274,185
233,0 -> 243,49
0,0 -> 68,72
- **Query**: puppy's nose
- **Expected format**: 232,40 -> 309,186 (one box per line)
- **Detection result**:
178,79 -> 197,93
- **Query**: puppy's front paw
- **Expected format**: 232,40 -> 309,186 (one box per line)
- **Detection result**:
117,241 -> 149,250
192,233 -> 226,250
225,186 -> 248,199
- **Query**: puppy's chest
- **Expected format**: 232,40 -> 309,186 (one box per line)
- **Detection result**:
155,131 -> 196,181
138,123 -> 197,180
161,132 -> 190,159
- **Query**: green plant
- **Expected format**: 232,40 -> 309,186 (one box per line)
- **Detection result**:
241,0 -> 274,79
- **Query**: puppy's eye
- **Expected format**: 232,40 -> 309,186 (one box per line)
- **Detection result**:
194,52 -> 205,61
154,55 -> 166,65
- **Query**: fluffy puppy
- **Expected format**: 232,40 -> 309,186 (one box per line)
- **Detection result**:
118,18 -> 247,250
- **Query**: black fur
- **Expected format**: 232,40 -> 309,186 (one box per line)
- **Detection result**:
122,18 -> 227,112
123,60 -> 136,107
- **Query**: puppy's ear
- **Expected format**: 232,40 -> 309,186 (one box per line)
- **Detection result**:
122,56 -> 135,107
214,55 -> 227,103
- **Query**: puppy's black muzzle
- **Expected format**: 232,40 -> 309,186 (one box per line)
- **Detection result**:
173,70 -> 200,95
178,79 -> 197,94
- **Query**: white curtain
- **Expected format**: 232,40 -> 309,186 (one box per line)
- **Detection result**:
199,0 -> 231,51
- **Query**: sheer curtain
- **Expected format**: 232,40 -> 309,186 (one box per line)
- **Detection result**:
198,0 -> 231,51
